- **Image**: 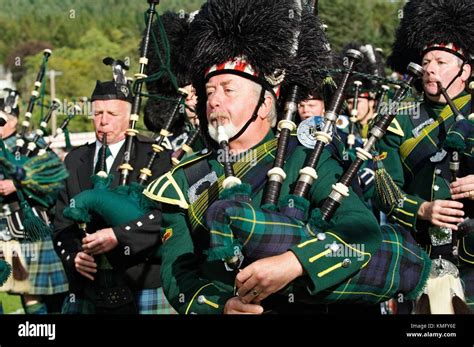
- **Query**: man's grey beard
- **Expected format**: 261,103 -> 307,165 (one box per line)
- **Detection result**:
207,112 -> 239,142
208,122 -> 239,142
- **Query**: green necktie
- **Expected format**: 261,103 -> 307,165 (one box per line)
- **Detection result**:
94,145 -> 112,174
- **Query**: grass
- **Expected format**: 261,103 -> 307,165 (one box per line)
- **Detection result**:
0,292 -> 24,314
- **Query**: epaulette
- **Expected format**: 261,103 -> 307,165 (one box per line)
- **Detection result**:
386,103 -> 417,137
170,148 -> 212,174
386,118 -> 405,137
143,148 -> 212,209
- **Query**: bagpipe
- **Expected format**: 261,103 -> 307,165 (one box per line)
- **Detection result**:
262,0 -> 335,208
347,80 -> 362,149
441,81 -> 474,187
201,1 -> 431,305
37,101 -> 81,156
412,80 -> 474,314
206,69 -> 430,307
137,86 -> 188,184
320,63 -> 423,221
14,49 -> 51,155
170,124 -> 201,166
346,62 -> 392,150
0,51 -> 70,241
62,0 -> 187,232
141,10 -> 200,166
0,88 -> 19,126
143,90 -> 198,166
438,80 -> 474,207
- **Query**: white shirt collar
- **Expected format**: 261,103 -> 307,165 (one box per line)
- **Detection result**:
93,138 -> 125,173
94,139 -> 125,159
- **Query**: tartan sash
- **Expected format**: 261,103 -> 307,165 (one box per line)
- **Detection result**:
187,137 -> 298,233
400,95 -> 470,178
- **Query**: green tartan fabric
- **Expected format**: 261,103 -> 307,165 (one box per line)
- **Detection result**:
400,97 -> 465,175
314,224 -> 431,304
187,138 -> 279,233
151,131 -> 384,313
61,287 -> 176,314
206,199 -> 308,262
21,235 -> 69,295
206,199 -> 430,304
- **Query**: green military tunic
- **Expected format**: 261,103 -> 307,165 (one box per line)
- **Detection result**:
377,92 -> 470,232
145,131 -> 381,314
376,91 -> 474,304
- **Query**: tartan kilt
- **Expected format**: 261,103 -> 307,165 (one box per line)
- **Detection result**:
62,287 -> 177,314
0,235 -> 68,295
137,287 -> 177,314
21,235 -> 69,295
206,199 -> 431,304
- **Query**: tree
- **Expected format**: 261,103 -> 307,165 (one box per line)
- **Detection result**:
319,0 -> 403,55
2,0 -> 406,134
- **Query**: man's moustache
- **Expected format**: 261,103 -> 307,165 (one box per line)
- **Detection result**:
209,112 -> 229,122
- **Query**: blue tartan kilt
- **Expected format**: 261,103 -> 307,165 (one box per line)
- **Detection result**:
137,287 -> 178,314
20,235 -> 69,295
62,287 -> 177,314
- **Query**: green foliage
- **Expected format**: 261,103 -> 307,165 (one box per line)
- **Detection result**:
1,0 -> 205,132
0,292 -> 23,314
319,0 -> 404,55
1,0 -> 405,133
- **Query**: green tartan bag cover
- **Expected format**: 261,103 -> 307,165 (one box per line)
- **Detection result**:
206,199 -> 431,304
